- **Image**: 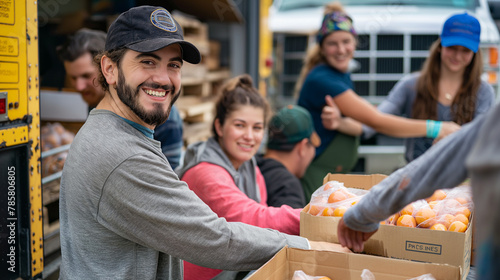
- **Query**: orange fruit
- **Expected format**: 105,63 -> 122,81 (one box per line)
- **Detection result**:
448,221 -> 467,232
310,196 -> 328,205
347,192 -> 357,199
430,223 -> 447,231
350,197 -> 361,206
397,214 -> 417,227
328,190 -> 349,203
321,207 -> 333,216
453,213 -> 469,225
333,206 -> 348,217
426,189 -> 447,202
323,182 -> 336,191
457,207 -> 471,219
437,214 -> 455,229
387,213 -> 400,225
318,277 -> 331,280
415,207 -> 437,226
455,196 -> 470,205
428,201 -> 440,209
308,205 -> 321,216
439,198 -> 462,211
400,204 -> 415,216
418,217 -> 437,228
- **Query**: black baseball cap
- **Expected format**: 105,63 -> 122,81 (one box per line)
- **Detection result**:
105,6 -> 201,64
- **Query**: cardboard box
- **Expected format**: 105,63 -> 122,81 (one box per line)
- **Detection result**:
247,247 -> 461,280
300,174 -> 472,279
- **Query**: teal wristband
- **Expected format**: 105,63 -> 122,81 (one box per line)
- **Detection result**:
426,120 -> 442,138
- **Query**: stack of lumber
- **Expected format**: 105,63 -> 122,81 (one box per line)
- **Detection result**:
174,13 -> 231,147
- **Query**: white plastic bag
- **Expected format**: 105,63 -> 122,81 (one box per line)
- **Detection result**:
291,270 -> 331,280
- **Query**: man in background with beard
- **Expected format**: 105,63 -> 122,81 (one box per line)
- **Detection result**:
59,6 -> 347,280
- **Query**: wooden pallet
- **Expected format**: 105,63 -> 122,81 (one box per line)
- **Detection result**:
42,180 -> 61,257
205,40 -> 221,70
183,121 -> 213,147
173,12 -> 209,55
181,69 -> 231,97
176,96 -> 215,123
42,179 -> 60,206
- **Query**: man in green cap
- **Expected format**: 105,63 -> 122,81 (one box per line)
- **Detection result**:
257,105 -> 320,208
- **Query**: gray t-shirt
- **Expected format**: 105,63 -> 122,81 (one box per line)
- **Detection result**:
59,109 -> 308,280
363,73 -> 495,162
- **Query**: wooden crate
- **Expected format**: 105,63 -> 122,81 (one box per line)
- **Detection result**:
205,40 -> 221,70
176,96 -> 215,123
173,12 -> 209,55
42,180 -> 61,257
181,69 -> 231,97
183,121 -> 213,147
181,62 -> 208,79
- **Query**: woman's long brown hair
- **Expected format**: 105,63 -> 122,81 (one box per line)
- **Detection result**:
412,39 -> 483,125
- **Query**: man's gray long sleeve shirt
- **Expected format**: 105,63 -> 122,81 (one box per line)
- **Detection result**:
59,110 -> 308,279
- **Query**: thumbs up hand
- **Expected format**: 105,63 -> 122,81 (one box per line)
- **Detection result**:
321,95 -> 342,130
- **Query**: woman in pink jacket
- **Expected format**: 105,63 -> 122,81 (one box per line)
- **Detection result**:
176,74 -> 302,280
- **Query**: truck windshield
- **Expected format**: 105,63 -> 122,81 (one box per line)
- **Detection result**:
274,0 -> 477,11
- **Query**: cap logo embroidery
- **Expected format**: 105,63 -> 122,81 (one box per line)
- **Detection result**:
150,9 -> 177,32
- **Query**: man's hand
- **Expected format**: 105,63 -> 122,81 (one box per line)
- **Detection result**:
337,218 -> 377,253
321,95 -> 342,130
308,240 -> 352,253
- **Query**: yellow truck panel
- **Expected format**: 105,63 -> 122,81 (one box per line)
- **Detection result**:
0,0 -> 43,278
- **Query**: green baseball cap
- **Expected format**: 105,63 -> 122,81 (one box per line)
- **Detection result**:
267,105 -> 321,151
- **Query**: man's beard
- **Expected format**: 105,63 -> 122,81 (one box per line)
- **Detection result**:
115,68 -> 180,126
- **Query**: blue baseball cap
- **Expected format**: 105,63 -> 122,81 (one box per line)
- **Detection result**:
441,12 -> 480,53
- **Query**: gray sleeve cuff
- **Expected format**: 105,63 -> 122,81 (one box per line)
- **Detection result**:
284,235 -> 310,250
343,207 -> 381,232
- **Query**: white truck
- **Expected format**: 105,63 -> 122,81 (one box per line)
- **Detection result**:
268,0 -> 500,105
268,0 -> 500,174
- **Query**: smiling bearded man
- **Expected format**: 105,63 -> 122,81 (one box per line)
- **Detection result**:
115,65 -> 180,126
58,5 -> 346,280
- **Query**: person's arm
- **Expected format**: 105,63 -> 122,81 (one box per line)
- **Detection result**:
322,95 -> 363,136
338,111 -> 488,252
361,76 -> 414,139
334,89 -> 460,139
99,155 -> 308,271
182,162 -> 302,235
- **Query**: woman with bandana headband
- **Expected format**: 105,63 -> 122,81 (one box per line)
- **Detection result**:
296,2 -> 462,201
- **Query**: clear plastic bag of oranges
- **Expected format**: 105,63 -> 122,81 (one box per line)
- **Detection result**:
305,181 -> 368,217
358,269 -> 436,280
292,270 -> 331,280
382,185 -> 473,232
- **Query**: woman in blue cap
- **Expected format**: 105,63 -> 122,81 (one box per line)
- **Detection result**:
296,2 -> 462,201
362,12 -> 495,163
